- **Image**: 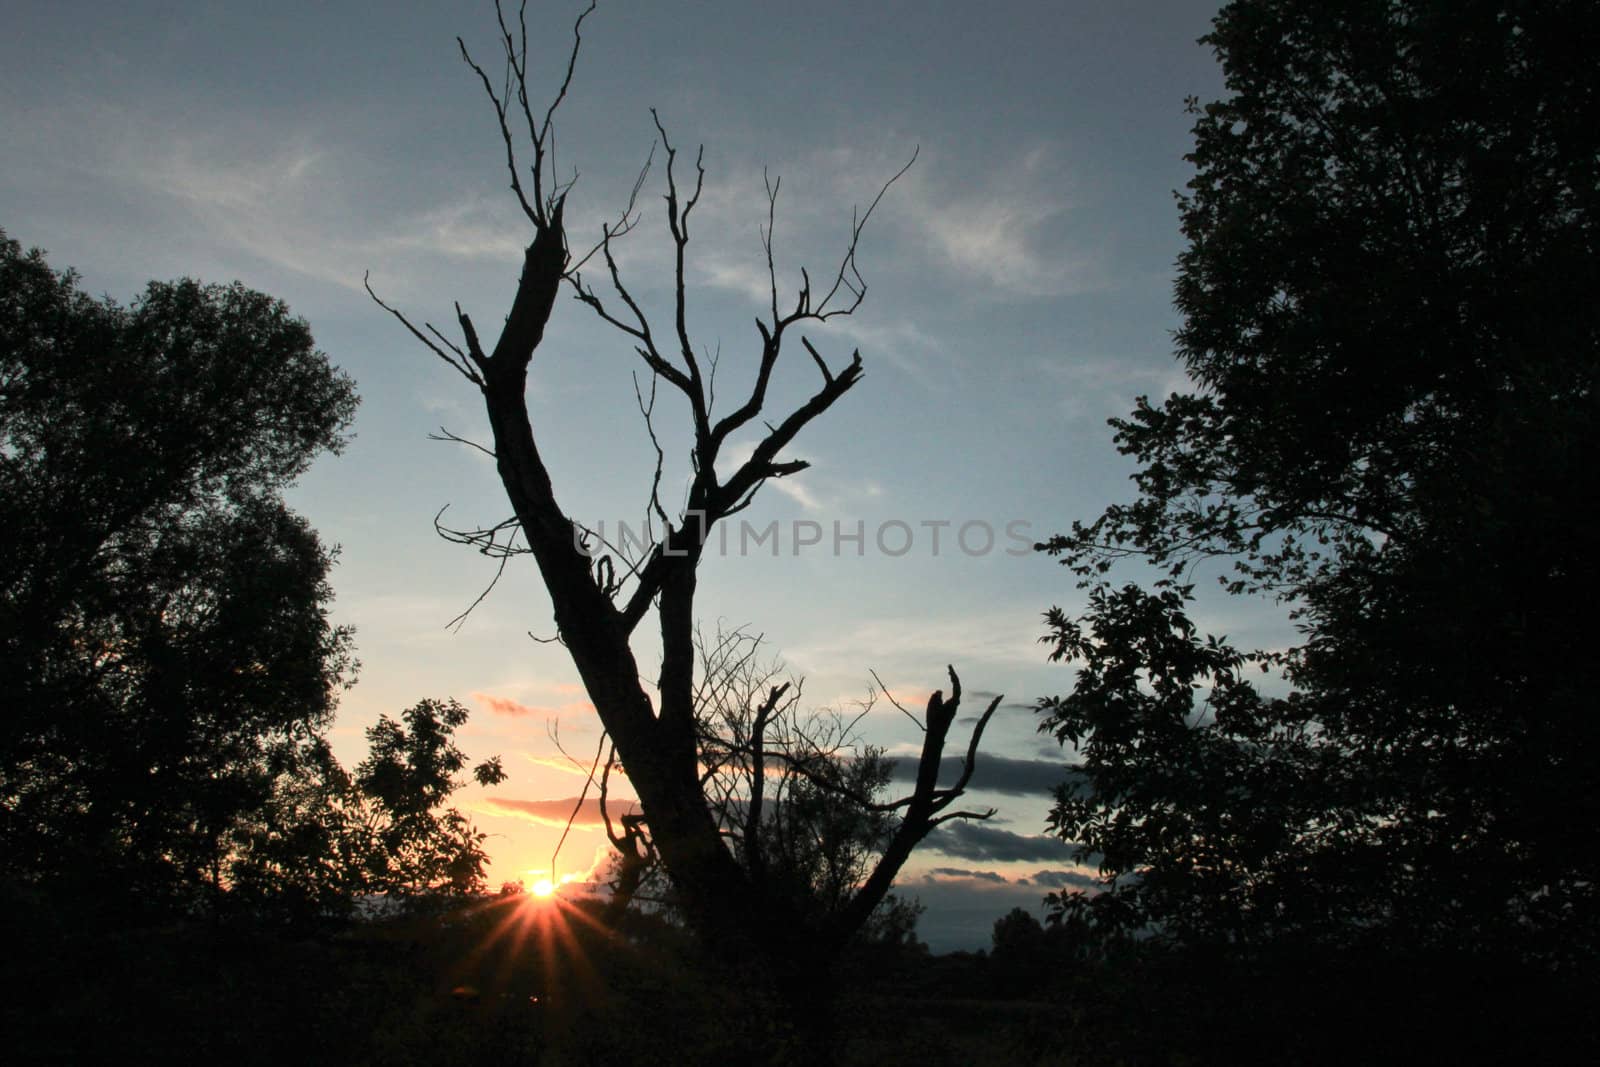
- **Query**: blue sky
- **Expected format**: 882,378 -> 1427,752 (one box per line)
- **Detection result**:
2,0 -> 1254,951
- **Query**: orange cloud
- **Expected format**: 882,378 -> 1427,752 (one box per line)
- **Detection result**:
473,690 -> 600,720
525,753 -> 590,776
525,752 -> 630,778
472,692 -> 545,718
480,796 -> 639,829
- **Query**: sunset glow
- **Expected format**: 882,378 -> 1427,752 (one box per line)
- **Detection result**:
531,878 -> 555,897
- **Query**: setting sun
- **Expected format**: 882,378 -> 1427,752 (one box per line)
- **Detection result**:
531,878 -> 555,897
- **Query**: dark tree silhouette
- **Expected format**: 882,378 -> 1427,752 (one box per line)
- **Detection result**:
0,229 -> 359,909
370,1 -> 999,1006
231,698 -> 507,917
580,628 -> 933,950
1038,0 -> 1600,960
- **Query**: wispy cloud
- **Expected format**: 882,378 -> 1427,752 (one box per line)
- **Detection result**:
524,753 -> 598,777
789,609 -> 1047,677
929,866 -> 1010,884
472,692 -> 539,718
374,195 -> 527,262
1027,868 -> 1102,891
893,143 -> 1102,300
472,691 -> 597,721
478,796 -> 630,829
1030,352 -> 1193,425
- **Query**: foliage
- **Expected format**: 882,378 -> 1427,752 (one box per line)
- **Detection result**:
0,229 -> 358,905
0,233 -> 501,919
1038,0 -> 1600,958
229,698 -> 507,917
348,698 -> 508,898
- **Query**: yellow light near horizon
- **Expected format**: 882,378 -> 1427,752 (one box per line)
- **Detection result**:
531,878 -> 555,897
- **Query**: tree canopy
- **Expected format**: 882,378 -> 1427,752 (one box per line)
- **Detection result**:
0,230 -> 361,904
230,698 -> 508,919
1038,0 -> 1600,960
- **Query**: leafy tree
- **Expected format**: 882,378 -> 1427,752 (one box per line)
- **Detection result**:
0,229 -> 359,907
991,906 -> 1044,958
230,698 -> 507,916
346,697 -> 507,898
371,0 -> 1000,1006
1038,0 -> 1600,960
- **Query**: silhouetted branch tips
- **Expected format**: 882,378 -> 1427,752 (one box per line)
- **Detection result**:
871,668 -> 925,732
800,336 -> 835,384
549,729 -> 606,877
427,426 -> 496,459
366,273 -> 485,387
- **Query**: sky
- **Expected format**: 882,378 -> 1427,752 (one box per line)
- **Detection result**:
1,0 -> 1249,952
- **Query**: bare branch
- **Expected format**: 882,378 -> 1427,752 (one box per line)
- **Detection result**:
869,669 -> 923,732
568,142 -> 654,274
427,426 -> 496,460
537,0 -> 597,211
631,370 -> 672,537
365,273 -> 484,387
456,33 -> 540,226
928,808 -> 998,829
800,336 -> 837,385
807,146 -> 919,319
446,543 -> 513,632
551,728 -> 608,879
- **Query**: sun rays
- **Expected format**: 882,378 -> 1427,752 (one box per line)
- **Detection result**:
440,882 -> 620,1013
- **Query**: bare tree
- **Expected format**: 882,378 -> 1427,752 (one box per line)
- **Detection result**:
370,0 -> 998,1004
583,627 -> 961,945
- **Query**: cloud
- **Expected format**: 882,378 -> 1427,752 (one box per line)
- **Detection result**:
824,315 -> 954,389
925,821 -> 1077,863
789,609 -> 1048,676
929,867 -> 1009,884
958,700 -> 1038,727
473,692 -> 540,718
770,477 -> 824,512
373,195 -> 527,262
523,753 -> 603,777
1028,868 -> 1102,891
886,754 -> 1078,798
479,796 -> 631,829
472,691 -> 597,721
714,439 -> 885,514
895,144 -> 1102,300
1027,352 -> 1187,426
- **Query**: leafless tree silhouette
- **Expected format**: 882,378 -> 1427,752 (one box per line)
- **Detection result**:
370,0 -> 998,1008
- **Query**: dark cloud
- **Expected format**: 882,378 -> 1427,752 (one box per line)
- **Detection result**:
886,753 -> 1079,797
957,699 -> 1039,726
1028,867 -> 1102,891
929,866 -> 1009,884
925,821 -> 1075,863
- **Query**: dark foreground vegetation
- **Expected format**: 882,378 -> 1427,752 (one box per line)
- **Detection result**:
5,0 -> 1599,1063
4,890 -> 1594,1067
